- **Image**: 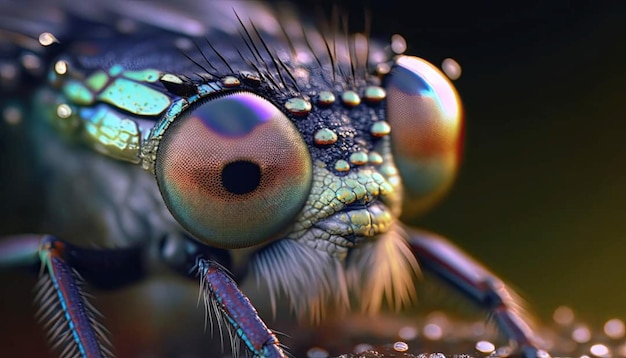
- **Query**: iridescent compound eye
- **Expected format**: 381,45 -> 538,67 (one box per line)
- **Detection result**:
155,92 -> 312,249
385,56 -> 464,220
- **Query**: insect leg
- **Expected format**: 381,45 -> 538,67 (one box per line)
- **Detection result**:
197,258 -> 286,358
401,226 -> 543,358
0,234 -> 146,357
158,233 -> 286,357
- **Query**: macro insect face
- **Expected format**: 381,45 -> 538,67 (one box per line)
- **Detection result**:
0,1 -> 545,357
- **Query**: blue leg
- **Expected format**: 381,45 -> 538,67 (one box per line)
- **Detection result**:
159,233 -> 285,357
0,234 -> 147,357
403,225 -> 543,358
197,259 -> 286,358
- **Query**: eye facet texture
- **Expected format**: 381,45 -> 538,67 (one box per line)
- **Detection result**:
385,56 -> 464,219
156,92 -> 312,248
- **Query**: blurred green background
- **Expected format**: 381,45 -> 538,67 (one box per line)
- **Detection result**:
299,0 -> 626,326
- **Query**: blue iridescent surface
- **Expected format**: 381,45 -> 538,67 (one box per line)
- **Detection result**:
387,66 -> 434,97
1,1 -> 625,358
194,93 -> 273,138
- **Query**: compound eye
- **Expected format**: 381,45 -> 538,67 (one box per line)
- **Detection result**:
155,92 -> 312,249
385,56 -> 464,219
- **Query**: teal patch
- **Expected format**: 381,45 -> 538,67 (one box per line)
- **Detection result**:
63,80 -> 95,105
123,69 -> 161,82
108,65 -> 124,77
99,78 -> 171,116
80,105 -> 140,162
197,82 -> 222,96
86,71 -> 109,91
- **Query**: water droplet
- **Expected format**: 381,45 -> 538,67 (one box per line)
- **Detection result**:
398,326 -> 418,340
38,32 -> 58,46
376,62 -> 391,75
442,58 -> 462,80
368,152 -> 383,165
572,324 -> 591,343
317,91 -> 335,106
364,86 -> 386,103
353,343 -> 373,354
3,106 -> 22,125
370,121 -> 391,137
475,340 -> 495,354
285,97 -> 312,116
222,76 -> 240,87
334,160 -> 350,172
21,53 -> 41,71
349,152 -> 368,165
590,344 -> 610,358
604,318 -> 625,339
391,34 -> 407,54
553,305 -> 575,326
0,63 -> 17,82
54,60 -> 68,75
393,341 -> 409,352
306,347 -> 329,358
537,349 -> 551,358
423,323 -> 443,341
341,91 -> 361,107
314,128 -> 338,145
56,104 -> 72,118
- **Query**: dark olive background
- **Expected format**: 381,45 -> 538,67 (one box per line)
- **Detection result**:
286,0 -> 626,326
1,0 -> 626,356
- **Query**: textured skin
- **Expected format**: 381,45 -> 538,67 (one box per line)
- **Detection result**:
7,0 -> 412,289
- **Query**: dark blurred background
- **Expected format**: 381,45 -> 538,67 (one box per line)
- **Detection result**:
293,0 -> 626,325
1,0 -> 626,356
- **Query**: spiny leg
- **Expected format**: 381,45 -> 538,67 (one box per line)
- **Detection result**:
401,225 -> 545,358
0,234 -> 146,358
159,234 -> 286,358
197,259 -> 286,358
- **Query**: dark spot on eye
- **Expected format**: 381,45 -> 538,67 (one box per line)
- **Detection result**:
221,160 -> 261,195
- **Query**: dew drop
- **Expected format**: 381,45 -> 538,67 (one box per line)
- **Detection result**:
604,318 -> 625,339
398,326 -> 418,340
393,341 -> 409,352
423,323 -> 443,341
21,53 -> 41,71
353,343 -> 373,354
553,305 -> 575,326
442,58 -> 462,80
572,324 -> 591,343
3,106 -> 22,125
38,32 -> 58,46
536,349 -> 551,358
475,340 -> 495,354
590,343 -> 610,358
54,60 -> 68,75
56,104 -> 72,118
391,34 -> 407,54
306,347 -> 329,358
0,63 -> 17,82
